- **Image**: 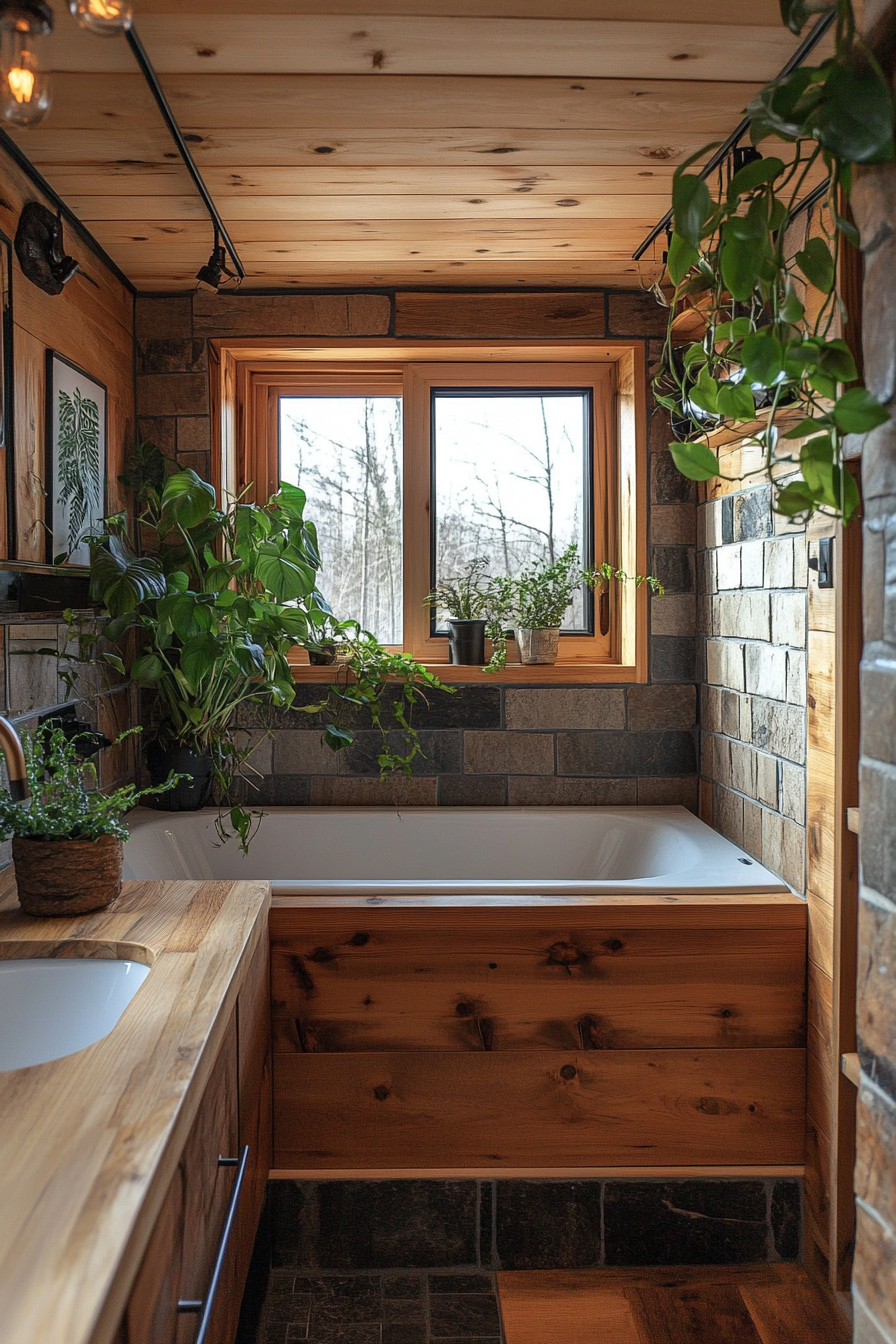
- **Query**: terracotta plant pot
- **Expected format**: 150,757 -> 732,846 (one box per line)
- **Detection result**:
515,626 -> 560,665
13,834 -> 123,917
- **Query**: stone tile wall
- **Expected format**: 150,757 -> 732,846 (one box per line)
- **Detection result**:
850,36 -> 896,1335
267,1177 -> 800,1271
696,480 -> 811,891
231,683 -> 697,808
135,291 -> 698,809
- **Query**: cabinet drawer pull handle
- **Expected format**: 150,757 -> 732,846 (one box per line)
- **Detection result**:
177,1144 -> 249,1340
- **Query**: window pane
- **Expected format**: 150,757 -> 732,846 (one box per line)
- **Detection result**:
279,396 -> 403,643
433,391 -> 591,631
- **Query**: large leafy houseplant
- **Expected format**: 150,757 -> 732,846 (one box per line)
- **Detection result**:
67,449 -> 446,843
656,0 -> 893,522
85,466 -> 328,816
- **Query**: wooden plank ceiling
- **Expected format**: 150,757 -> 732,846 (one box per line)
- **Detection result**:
7,1 -> 814,292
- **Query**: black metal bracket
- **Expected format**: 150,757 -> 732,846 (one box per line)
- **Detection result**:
124,26 -> 245,281
809,536 -> 834,588
632,10 -> 837,261
38,705 -> 112,756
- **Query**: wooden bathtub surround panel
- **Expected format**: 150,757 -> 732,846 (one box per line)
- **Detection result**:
271,923 -> 806,1053
0,879 -> 270,1344
273,1048 -> 806,1169
270,900 -> 807,1172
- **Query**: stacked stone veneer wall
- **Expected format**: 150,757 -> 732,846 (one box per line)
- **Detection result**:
850,9 -> 896,1333
135,290 -> 699,808
696,477 -> 813,893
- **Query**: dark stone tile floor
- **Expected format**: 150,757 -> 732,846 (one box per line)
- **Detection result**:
255,1271 -> 504,1344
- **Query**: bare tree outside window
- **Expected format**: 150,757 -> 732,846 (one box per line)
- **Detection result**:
279,397 -> 403,644
433,392 -> 590,630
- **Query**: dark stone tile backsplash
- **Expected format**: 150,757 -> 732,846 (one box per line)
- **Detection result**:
233,685 -> 700,810
268,1179 -> 801,1272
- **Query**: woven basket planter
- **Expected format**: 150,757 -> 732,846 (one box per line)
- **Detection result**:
13,834 -> 124,918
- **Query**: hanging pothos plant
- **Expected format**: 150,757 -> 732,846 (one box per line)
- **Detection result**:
654,0 -> 893,523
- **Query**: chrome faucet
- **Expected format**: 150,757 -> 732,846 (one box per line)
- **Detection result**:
0,717 -> 29,801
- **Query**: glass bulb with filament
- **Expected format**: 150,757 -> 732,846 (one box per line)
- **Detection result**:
68,0 -> 132,35
0,30 -> 49,126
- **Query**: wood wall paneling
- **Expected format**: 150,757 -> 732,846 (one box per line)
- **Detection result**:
0,142 -> 134,562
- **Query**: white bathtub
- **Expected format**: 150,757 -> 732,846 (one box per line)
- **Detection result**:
123,805 -> 788,898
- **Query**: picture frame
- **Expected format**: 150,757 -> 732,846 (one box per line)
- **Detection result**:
0,230 -> 14,561
44,350 -> 107,568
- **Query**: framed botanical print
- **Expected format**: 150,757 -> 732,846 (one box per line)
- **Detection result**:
0,230 -> 13,560
45,351 -> 107,567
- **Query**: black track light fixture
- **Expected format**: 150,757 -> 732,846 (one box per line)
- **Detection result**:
196,226 -> 238,293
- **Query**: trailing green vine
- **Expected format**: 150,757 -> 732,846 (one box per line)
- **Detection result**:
654,0 -> 894,523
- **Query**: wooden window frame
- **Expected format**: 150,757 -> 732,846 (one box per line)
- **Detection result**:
217,339 -> 648,685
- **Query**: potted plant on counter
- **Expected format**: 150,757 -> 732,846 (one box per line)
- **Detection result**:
0,723 -> 179,918
484,544 -> 664,672
424,558 -> 494,665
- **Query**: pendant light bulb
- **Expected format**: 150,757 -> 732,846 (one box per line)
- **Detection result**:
68,0 -> 132,35
0,28 -> 49,125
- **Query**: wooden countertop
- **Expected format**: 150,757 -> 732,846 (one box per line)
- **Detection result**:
0,876 -> 270,1344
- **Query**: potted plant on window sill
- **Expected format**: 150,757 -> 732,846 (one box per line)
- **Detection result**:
424,558 -> 495,666
484,544 -> 664,672
0,723 -> 180,918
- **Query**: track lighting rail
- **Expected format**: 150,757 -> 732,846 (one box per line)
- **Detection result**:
124,24 -> 245,281
631,9 -> 837,262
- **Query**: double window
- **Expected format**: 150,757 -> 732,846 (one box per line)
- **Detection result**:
232,344 -> 646,681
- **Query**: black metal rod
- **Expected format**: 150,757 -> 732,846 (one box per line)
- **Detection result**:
787,175 -> 829,222
632,9 -> 838,261
124,25 -> 245,279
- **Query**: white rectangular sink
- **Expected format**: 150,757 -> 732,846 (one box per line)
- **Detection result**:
0,958 -> 150,1071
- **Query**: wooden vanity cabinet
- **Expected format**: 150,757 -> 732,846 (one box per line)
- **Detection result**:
118,928 -> 271,1344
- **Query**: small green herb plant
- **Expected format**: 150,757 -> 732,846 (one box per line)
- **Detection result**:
0,724 -> 179,842
656,0 -> 893,523
481,544 -> 663,672
424,558 -> 494,621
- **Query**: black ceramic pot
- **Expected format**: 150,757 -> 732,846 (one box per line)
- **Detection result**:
145,741 -> 214,811
447,618 -> 487,665
307,641 -> 338,665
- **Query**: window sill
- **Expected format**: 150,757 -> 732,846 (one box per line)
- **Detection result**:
290,661 -> 644,685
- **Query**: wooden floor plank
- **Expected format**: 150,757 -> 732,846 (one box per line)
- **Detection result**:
498,1274 -> 642,1343
741,1282 -> 851,1344
630,1284 -> 765,1344
498,1269 -> 846,1344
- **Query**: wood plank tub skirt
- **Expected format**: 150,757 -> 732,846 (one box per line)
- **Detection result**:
272,1048 -> 806,1170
